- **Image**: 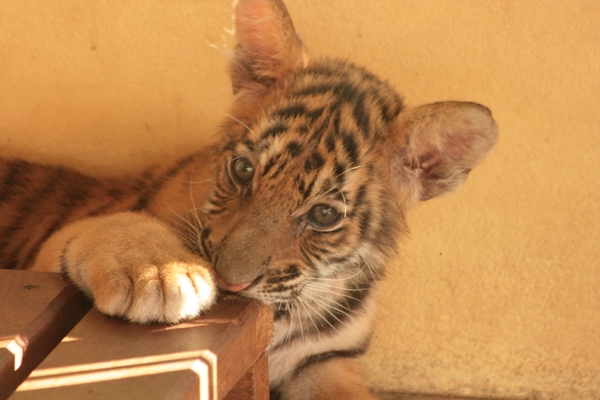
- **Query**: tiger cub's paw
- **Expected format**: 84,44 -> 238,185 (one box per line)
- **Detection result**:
92,257 -> 216,324
57,213 -> 217,324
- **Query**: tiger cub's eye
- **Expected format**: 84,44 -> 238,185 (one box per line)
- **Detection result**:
230,156 -> 255,185
308,204 -> 342,228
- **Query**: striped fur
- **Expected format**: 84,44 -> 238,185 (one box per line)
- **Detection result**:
0,1 -> 497,399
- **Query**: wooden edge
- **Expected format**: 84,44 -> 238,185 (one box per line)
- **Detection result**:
251,354 -> 270,400
161,369 -> 202,400
223,352 -> 269,400
213,300 -> 273,400
0,284 -> 91,400
162,352 -> 218,400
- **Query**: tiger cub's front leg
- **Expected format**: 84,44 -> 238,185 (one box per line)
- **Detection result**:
32,212 -> 216,324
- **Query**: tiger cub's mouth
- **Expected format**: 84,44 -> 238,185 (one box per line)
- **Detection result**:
215,271 -> 263,293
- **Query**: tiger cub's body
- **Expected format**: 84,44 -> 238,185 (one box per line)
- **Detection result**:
0,0 -> 497,399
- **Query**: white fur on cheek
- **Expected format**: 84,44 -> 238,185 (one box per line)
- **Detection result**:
267,291 -> 378,387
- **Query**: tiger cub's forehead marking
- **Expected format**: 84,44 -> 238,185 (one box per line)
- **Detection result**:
226,61 -> 402,213
251,64 -> 401,159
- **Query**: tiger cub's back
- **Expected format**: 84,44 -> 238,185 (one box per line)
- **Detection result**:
0,159 -> 130,269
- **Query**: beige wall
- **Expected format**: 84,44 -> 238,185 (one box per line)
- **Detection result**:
1,1 -> 599,398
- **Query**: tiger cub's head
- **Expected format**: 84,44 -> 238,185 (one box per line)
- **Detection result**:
198,0 -> 497,309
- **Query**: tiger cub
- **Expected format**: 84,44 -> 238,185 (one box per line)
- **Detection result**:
0,0 -> 497,398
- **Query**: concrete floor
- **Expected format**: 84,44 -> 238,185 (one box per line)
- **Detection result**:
374,393 -> 508,400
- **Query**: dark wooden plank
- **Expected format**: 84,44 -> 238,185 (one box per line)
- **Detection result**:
11,295 -> 272,400
223,353 -> 269,400
210,297 -> 272,399
0,271 -> 91,400
0,270 -> 68,337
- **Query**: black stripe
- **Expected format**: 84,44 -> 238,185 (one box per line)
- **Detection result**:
269,388 -> 283,400
321,281 -> 373,332
274,103 -> 307,119
261,123 -> 287,139
0,172 -> 63,266
375,87 -> 404,122
294,83 -> 335,98
261,154 -> 281,177
313,238 -> 350,256
242,139 -> 256,151
213,179 -> 236,199
296,62 -> 403,122
371,209 -> 402,257
352,96 -> 370,137
301,179 -> 315,201
339,131 -> 360,166
325,134 -> 336,153
333,161 -> 347,184
220,139 -> 238,154
335,82 -> 362,105
359,210 -> 372,240
20,181 -> 105,270
307,116 -> 331,145
269,277 -> 375,350
293,344 -> 370,377
297,125 -> 309,135
285,141 -> 302,158
273,307 -> 290,321
353,185 -> 367,209
303,152 -> 324,173
332,108 -> 341,136
295,81 -> 362,106
303,243 -> 327,262
0,160 -> 32,204
299,247 -> 316,265
297,178 -> 305,195
268,161 -> 287,180
198,228 -> 212,262
270,279 -> 374,347
305,107 -> 325,120
274,104 -> 325,122
266,265 -> 301,285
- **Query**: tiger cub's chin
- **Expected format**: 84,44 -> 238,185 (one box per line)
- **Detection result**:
1,0 -> 497,399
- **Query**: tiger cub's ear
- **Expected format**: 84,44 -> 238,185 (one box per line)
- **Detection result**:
391,101 -> 498,205
231,0 -> 307,94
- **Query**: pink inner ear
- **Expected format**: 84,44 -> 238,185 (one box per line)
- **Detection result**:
412,130 -> 482,172
235,0 -> 283,59
393,101 -> 498,203
421,150 -> 444,173
231,0 -> 304,90
441,129 -> 481,162
402,140 -> 446,173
